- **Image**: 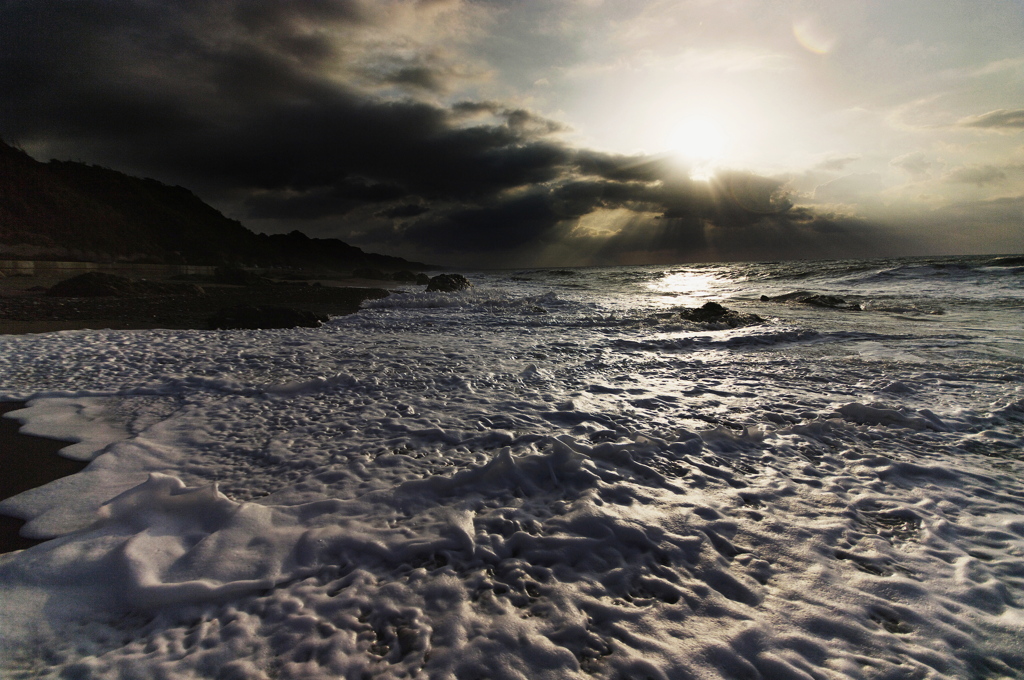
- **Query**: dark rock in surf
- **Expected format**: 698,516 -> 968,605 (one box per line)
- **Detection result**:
801,294 -> 860,310
680,301 -> 729,322
677,301 -> 763,328
426,274 -> 472,292
416,273 -> 431,285
206,305 -> 328,330
760,291 -> 861,310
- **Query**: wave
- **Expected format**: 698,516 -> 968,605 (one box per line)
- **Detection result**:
611,326 -> 821,351
364,290 -> 570,314
726,255 -> 1018,287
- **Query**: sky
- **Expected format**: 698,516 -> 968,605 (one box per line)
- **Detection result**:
2,0 -> 1022,267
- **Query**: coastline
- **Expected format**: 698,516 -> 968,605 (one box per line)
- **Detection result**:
0,274 -> 395,334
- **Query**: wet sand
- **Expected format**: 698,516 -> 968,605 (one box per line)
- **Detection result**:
0,274 -> 394,334
0,401 -> 86,553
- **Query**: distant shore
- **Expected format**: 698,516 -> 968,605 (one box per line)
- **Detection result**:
0,273 -> 395,334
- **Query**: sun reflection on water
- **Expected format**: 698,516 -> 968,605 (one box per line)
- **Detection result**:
648,270 -> 722,307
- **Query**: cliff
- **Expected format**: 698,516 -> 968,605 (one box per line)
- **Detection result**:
0,139 -> 429,271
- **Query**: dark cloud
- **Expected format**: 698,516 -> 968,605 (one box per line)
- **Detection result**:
397,169 -> 796,260
383,66 -> 448,92
815,156 -> 860,172
245,178 -> 408,219
579,204 -> 891,266
813,173 -> 884,203
0,0 -> 896,266
943,165 -> 1007,186
574,151 -> 673,183
890,152 -> 932,179
878,195 -> 1024,257
958,109 -> 1024,130
376,203 -> 429,219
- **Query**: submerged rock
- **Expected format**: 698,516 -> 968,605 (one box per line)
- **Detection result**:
426,274 -> 472,292
206,305 -> 328,330
677,301 -> 763,328
760,291 -> 861,310
801,294 -> 860,309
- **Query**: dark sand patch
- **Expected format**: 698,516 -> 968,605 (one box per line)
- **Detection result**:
0,401 -> 87,553
0,278 -> 391,334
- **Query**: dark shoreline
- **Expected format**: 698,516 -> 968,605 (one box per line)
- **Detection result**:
0,280 -> 391,334
0,401 -> 86,553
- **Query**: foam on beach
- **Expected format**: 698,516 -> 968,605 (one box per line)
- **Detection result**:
1,258 -> 1023,679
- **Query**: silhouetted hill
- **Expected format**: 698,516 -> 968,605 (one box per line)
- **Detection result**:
0,139 -> 431,271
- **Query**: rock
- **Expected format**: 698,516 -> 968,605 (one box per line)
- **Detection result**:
214,266 -> 273,286
760,291 -> 861,310
46,272 -> 135,297
426,274 -> 472,292
392,270 -> 419,282
800,294 -> 859,309
416,273 -> 431,285
679,301 -> 728,322
678,301 -> 763,328
206,305 -> 328,330
760,291 -> 812,303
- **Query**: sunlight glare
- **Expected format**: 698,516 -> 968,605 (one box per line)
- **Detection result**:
649,270 -> 721,307
667,117 -> 729,181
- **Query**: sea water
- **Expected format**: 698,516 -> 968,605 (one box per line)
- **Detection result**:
1,255 -> 1022,679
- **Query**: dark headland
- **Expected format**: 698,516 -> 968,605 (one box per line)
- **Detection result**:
0,137 -> 441,333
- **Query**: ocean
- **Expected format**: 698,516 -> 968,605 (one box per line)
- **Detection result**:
1,254 -> 1022,679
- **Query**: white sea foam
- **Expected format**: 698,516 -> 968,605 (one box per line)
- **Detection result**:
1,257 -> 1022,679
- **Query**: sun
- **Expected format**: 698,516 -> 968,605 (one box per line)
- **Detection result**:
667,116 -> 730,180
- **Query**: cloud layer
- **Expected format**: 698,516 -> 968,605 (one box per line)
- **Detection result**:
2,0 -> 1019,265
959,109 -> 1024,130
